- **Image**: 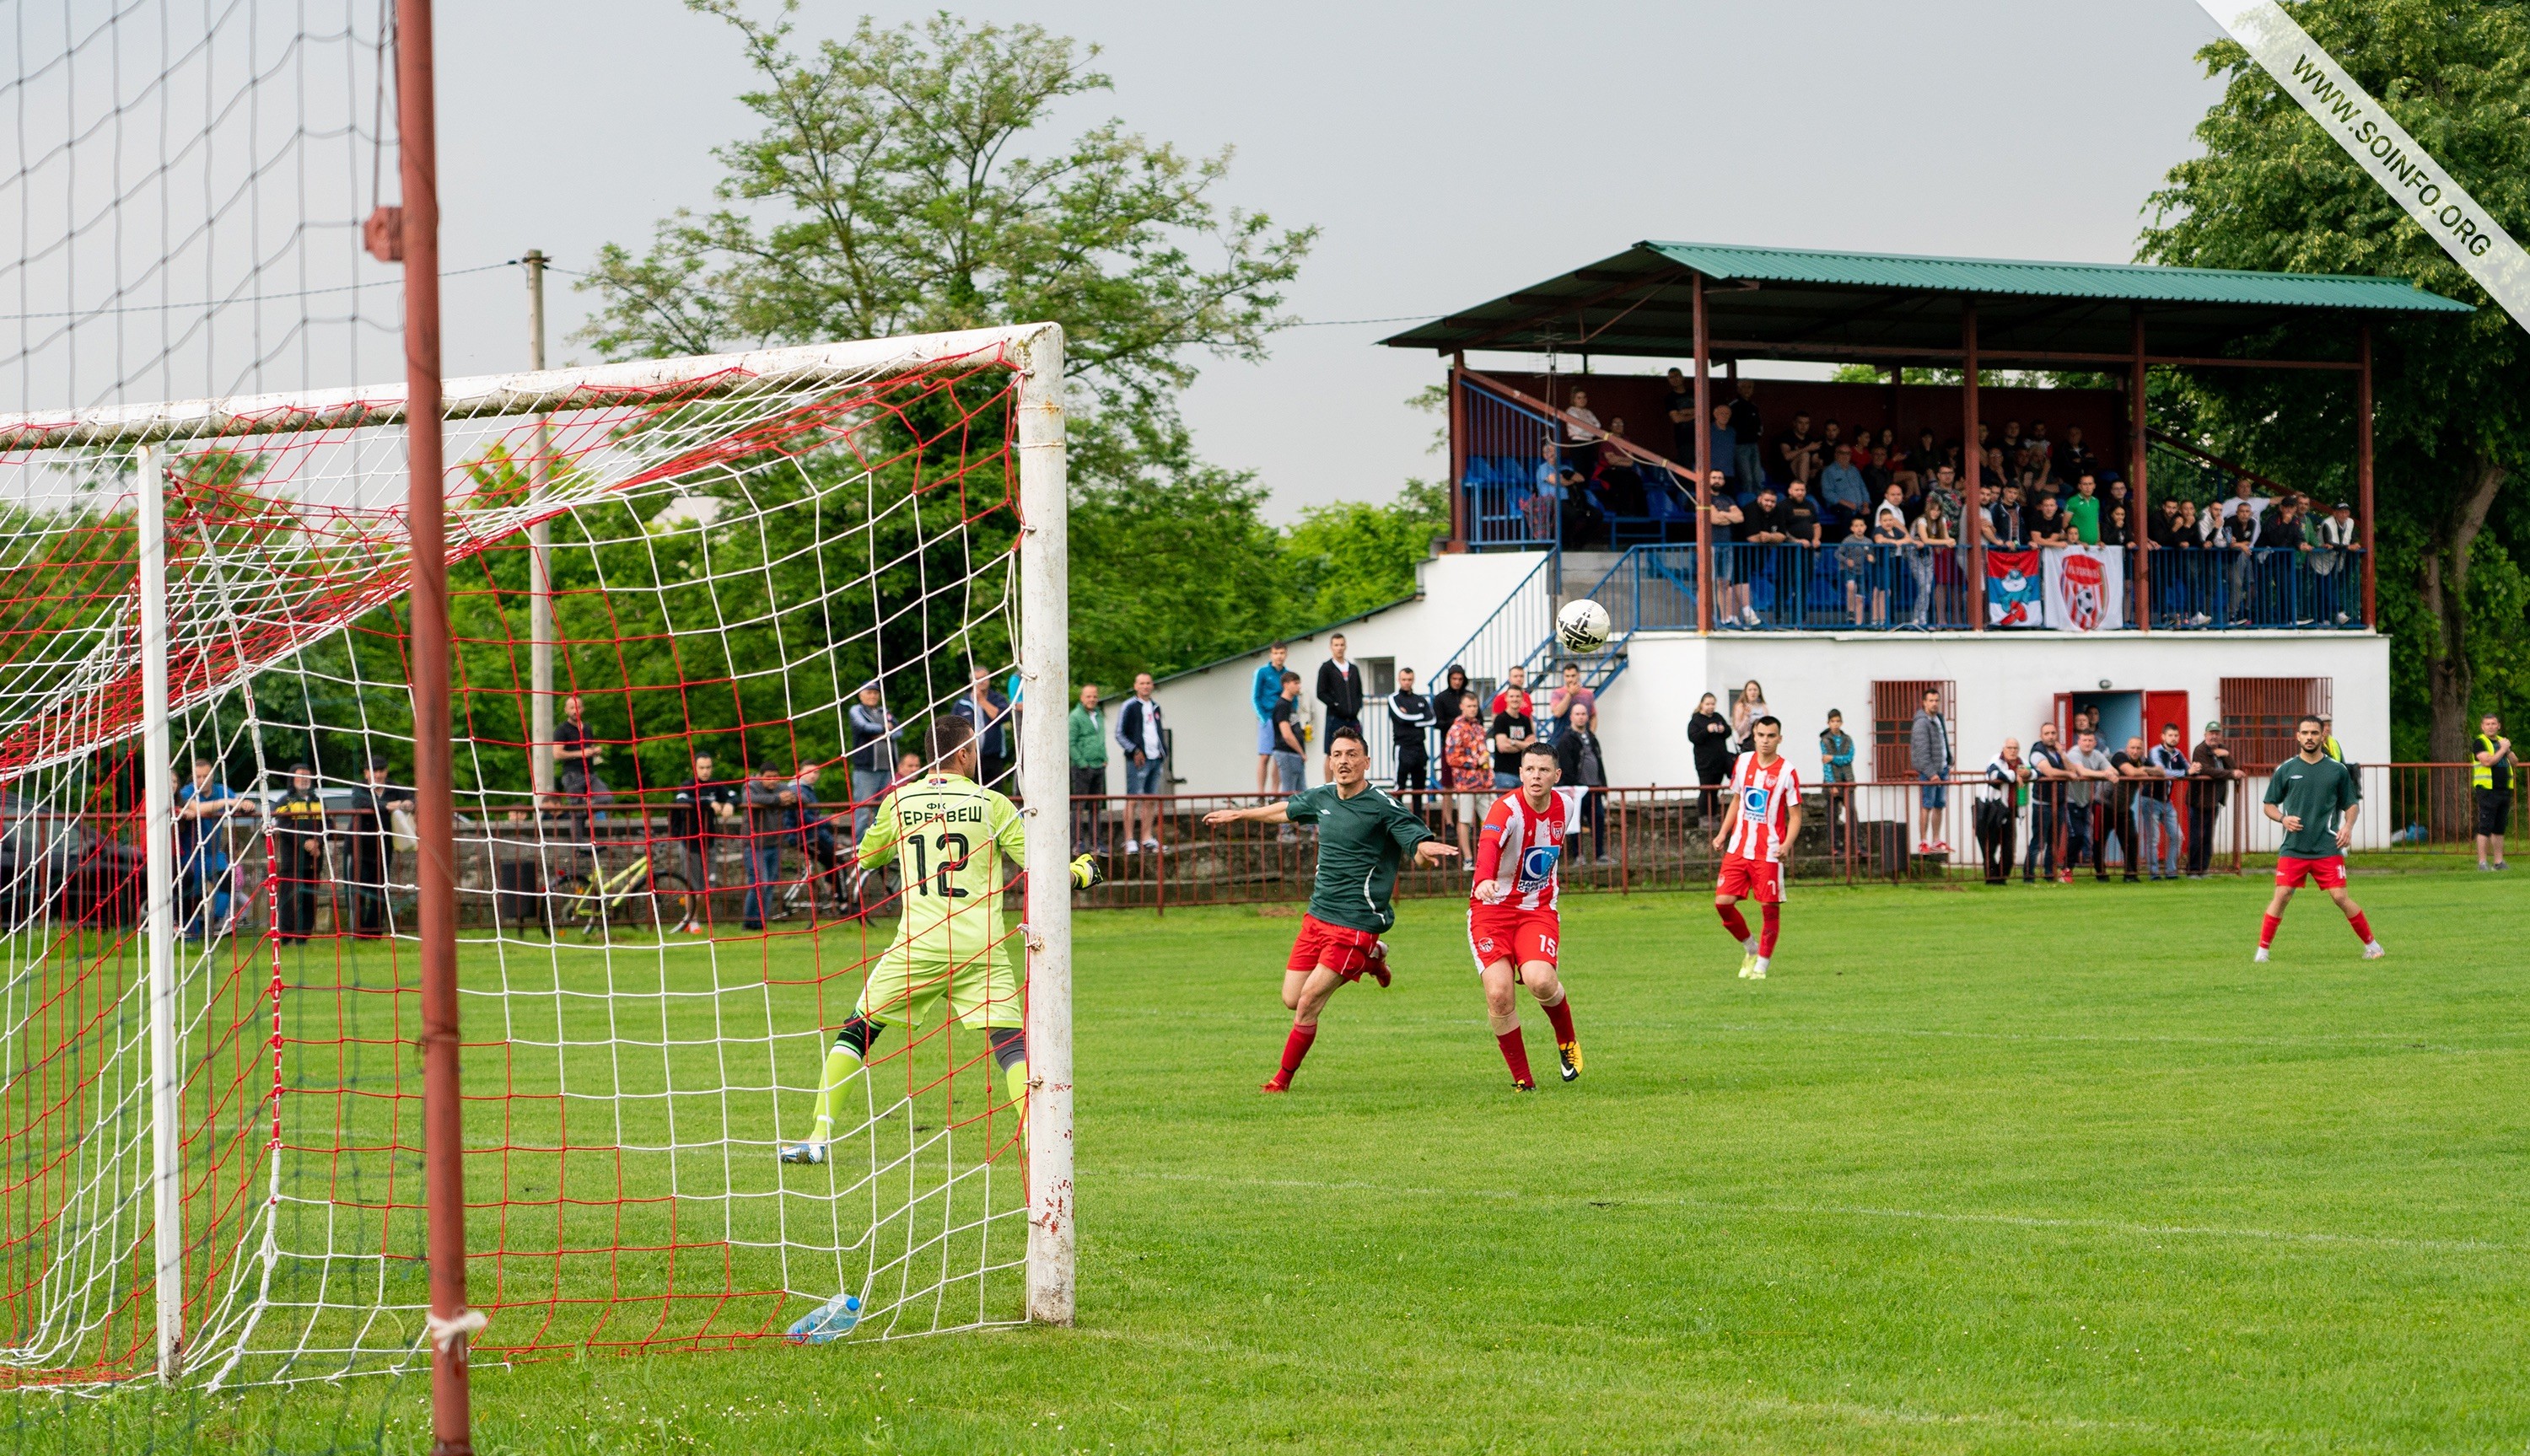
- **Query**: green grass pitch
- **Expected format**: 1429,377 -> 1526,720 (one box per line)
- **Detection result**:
16,869 -> 2530,1453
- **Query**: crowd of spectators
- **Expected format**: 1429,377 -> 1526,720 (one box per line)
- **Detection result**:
1962,709 -> 2271,884
1511,380 -> 2364,629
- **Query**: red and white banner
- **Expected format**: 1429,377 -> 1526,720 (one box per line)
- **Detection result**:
2042,545 -> 2126,632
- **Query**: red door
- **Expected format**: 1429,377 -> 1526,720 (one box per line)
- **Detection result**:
2144,690 -> 2189,857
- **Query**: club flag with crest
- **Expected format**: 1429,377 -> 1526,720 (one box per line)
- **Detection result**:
1986,549 -> 2042,626
2043,545 -> 2127,632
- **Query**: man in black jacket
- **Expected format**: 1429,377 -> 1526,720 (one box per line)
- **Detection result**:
342,760 -> 413,938
271,764 -> 328,942
1315,634 -> 1365,775
670,750 -> 740,932
1387,666 -> 1434,819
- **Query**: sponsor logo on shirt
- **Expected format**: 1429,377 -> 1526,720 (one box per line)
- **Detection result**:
1741,785 -> 1771,817
1518,844 -> 1561,889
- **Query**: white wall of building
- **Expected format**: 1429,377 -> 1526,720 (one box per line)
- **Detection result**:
1147,551 -> 1549,797
1590,630 -> 2390,787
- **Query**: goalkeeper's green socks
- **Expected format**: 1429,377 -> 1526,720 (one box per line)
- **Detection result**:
808,1042 -> 863,1142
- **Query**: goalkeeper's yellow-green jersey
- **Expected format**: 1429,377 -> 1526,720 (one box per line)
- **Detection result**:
856,772 -> 1027,960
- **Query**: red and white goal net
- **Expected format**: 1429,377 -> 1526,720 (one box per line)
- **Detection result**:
0,325 -> 1074,1388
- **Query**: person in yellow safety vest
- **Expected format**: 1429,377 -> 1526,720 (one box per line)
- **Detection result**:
2318,712 -> 2345,766
2473,712 -> 2515,872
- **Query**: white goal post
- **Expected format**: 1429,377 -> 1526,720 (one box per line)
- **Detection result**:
0,322 -> 1073,1387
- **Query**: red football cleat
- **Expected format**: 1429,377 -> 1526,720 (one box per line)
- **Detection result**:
1260,1077 -> 1289,1093
1366,938 -> 1392,988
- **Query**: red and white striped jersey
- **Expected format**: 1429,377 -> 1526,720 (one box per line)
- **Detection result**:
1725,754 -> 1800,862
1472,786 -> 1587,911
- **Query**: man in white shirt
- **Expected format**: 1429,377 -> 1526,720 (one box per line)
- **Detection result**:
1116,672 -> 1168,853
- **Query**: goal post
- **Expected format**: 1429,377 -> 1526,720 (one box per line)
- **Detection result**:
0,320 -> 1073,1389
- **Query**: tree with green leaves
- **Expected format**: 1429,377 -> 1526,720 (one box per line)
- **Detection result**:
2140,0 -> 2530,758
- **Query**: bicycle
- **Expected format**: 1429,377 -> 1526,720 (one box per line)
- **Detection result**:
548,850 -> 690,941
778,841 -> 855,921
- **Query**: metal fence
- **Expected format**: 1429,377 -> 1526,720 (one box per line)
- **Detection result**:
1069,765 -> 2522,911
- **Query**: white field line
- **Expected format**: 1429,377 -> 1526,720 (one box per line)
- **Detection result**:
1120,1169 -> 2517,1255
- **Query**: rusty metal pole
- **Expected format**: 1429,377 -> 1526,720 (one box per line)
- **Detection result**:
1962,301 -> 1984,631
1692,272 -> 1714,634
397,3 -> 473,1453
2131,310 -> 2151,632
2357,324 -> 2377,626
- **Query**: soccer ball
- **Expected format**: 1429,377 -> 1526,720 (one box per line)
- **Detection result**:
1557,598 -> 1611,653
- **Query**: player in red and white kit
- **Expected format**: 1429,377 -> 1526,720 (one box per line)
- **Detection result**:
1710,715 -> 1802,980
1467,742 -> 1585,1089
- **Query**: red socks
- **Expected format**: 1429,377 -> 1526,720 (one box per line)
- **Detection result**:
1543,996 -> 1576,1045
2347,911 -> 2372,943
2259,914 -> 2280,949
1495,1029 -> 1534,1086
1265,1021 -> 1318,1089
1716,903 -> 1752,943
1758,904 -> 1781,958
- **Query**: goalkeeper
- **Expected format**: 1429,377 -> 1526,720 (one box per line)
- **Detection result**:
780,716 -> 1096,1165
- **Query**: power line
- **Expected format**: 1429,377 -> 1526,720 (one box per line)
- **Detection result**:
0,261 -> 521,325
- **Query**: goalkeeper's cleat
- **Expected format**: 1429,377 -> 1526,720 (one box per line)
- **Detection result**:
777,1140 -> 828,1166
2253,946 -> 2270,963
2362,941 -> 2387,959
1069,852 -> 1103,889
783,1292 -> 863,1345
1737,949 -> 1758,979
1366,938 -> 1392,989
1557,1040 -> 1582,1083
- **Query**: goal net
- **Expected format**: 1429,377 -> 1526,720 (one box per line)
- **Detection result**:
0,324 -> 1074,1389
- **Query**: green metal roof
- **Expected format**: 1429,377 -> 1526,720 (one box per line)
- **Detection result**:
1636,240 -> 2473,313
1380,241 -> 2472,363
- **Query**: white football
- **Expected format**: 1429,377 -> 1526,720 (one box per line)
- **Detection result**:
1557,598 -> 1611,653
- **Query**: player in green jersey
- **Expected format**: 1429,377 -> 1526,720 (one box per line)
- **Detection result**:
780,717 -> 1098,1164
2256,714 -> 2383,963
1204,725 -> 1458,1091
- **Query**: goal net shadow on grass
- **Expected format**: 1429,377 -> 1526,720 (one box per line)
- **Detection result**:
0,329 -> 1054,1394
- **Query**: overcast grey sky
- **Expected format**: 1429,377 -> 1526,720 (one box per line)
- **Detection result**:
429,0 -> 2234,518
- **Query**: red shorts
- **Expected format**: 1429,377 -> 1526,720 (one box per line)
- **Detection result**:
1285,914 -> 1383,981
2274,854 -> 2347,889
1715,853 -> 1786,904
1467,903 -> 1559,971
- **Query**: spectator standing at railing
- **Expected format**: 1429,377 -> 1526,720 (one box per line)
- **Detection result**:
272,764 -> 327,943
2065,474 -> 2102,545
1443,692 -> 1492,861
1531,438 -> 1580,543
950,666 -> 1012,792
1488,664 -> 1531,717
669,749 -> 739,934
1252,642 -> 1290,795
1819,444 -> 1871,531
343,759 -> 412,938
1270,671 -> 1309,809
2024,723 -> 2069,884
1316,634 -> 1365,775
740,761 -> 801,931
1117,672 -> 1169,855
1731,379 -> 1767,492
1906,497 -> 1952,628
2312,501 -> 2358,625
1739,486 -> 1790,626
2134,724 -> 2189,881
2188,720 -> 2243,878
791,762 -> 847,903
2100,502 -> 2130,549
1783,480 -> 1823,547
1818,709 -> 1855,852
2105,736 -> 2149,883
1703,478 -> 1752,626
1490,690 -> 1537,791
1663,368 -> 1695,465
1977,739 -> 2030,885
2029,493 -> 2071,547
1431,665 -> 1472,766
2258,496 -> 2312,624
1069,684 -> 1107,855
2212,497 -> 2259,624
1546,663 -> 1594,746
1909,687 -> 1952,855
551,693 -> 604,852
1689,692 -> 1733,826
1554,701 -> 1612,863
848,682 -> 899,842
2062,729 -> 2111,880
1837,517 -> 1881,626
1924,462 -> 1963,531
1987,483 -> 2027,549
1559,387 -> 1602,478
1707,404 -> 1740,496
1389,667 -> 1434,815
2474,712 -> 2516,870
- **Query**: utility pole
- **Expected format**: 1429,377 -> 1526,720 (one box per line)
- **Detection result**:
524,249 -> 554,798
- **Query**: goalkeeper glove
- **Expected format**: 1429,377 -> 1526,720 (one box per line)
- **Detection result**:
1069,852 -> 1102,889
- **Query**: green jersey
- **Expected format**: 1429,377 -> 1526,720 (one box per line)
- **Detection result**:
857,773 -> 1027,959
2263,752 -> 2360,859
1286,782 -> 1433,933
2065,494 -> 2100,545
